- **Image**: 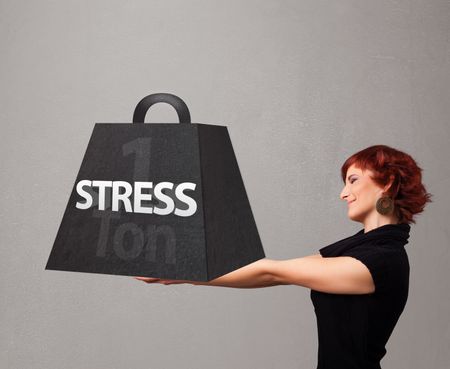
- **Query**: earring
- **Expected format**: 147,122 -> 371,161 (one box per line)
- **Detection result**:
376,196 -> 394,215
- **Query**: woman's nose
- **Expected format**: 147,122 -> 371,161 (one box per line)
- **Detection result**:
340,188 -> 349,200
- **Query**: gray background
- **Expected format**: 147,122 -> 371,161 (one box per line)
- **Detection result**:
1,0 -> 448,368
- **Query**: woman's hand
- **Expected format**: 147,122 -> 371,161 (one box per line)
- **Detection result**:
133,277 -> 190,285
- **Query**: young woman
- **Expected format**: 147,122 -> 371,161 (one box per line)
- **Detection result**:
134,144 -> 432,369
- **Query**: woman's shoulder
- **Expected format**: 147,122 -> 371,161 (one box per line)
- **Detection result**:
343,238 -> 410,273
342,239 -> 410,294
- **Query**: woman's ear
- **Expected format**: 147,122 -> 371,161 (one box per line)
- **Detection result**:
383,174 -> 396,193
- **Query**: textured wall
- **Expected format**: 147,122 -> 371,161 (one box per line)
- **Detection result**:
1,1 -> 448,368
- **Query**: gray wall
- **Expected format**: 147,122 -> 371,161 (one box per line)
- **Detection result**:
1,1 -> 448,368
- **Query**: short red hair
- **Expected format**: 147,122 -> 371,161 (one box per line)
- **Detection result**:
341,145 -> 433,224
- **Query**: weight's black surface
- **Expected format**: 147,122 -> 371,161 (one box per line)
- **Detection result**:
45,93 -> 265,281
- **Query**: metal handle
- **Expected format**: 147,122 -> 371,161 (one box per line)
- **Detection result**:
132,93 -> 191,124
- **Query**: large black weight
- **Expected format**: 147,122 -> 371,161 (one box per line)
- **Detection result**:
45,93 -> 265,281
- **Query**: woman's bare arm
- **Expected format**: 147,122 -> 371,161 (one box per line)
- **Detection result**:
135,258 -> 278,288
191,258 -> 278,288
135,254 -> 320,288
134,253 -> 375,294
269,256 -> 375,294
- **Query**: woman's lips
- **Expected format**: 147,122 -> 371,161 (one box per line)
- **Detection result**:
348,200 -> 355,206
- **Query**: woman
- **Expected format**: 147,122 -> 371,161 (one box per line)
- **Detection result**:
134,145 -> 432,369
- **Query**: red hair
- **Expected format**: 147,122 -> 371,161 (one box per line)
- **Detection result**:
341,145 -> 433,225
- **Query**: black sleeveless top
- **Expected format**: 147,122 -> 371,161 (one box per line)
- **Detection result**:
310,223 -> 411,369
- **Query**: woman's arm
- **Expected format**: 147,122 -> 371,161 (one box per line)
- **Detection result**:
134,253 -> 375,294
135,258 -> 279,288
192,258 -> 278,288
134,254 -> 321,288
269,256 -> 375,294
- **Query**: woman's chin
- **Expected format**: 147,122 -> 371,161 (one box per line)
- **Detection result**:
347,211 -> 362,222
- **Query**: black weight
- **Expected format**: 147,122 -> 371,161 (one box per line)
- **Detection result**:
46,93 -> 264,281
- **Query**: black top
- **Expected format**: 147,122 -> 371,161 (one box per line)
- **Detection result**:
310,223 -> 411,369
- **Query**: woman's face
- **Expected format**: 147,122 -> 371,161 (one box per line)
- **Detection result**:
340,164 -> 385,223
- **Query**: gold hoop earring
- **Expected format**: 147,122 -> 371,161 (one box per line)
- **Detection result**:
376,196 -> 394,215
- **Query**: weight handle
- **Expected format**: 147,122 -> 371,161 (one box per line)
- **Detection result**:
132,93 -> 191,124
